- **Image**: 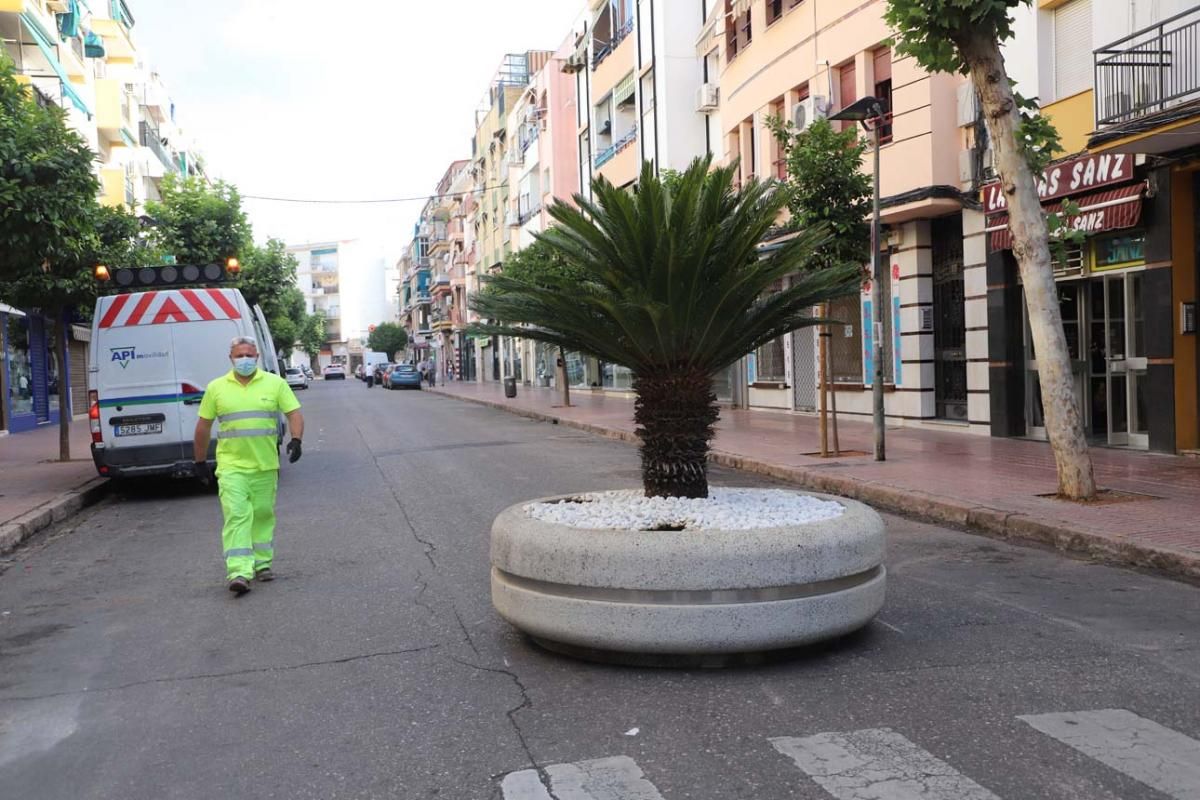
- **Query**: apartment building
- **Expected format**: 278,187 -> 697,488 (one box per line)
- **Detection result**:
0,0 -> 202,435
976,0 -> 1199,454
290,242 -> 347,369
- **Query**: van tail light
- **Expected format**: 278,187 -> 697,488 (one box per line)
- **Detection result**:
88,390 -> 102,443
182,382 -> 203,396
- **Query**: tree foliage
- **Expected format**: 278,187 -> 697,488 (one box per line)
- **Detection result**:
367,322 -> 408,359
471,158 -> 860,498
297,311 -> 326,364
145,175 -> 251,266
490,238 -> 584,293
766,117 -> 871,273
0,54 -> 99,286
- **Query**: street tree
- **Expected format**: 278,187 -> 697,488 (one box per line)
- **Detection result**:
238,238 -> 308,357
885,0 -> 1096,500
145,175 -> 251,266
768,117 -> 872,454
494,239 -> 586,406
472,158 -> 860,499
367,322 -> 408,360
1,205 -> 142,461
0,55 -> 106,461
297,311 -> 326,370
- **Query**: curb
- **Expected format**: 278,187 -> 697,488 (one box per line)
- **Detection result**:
0,478 -> 110,557
430,388 -> 1200,585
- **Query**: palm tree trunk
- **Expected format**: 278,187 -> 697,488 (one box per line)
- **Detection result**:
959,31 -> 1097,500
633,370 -> 719,499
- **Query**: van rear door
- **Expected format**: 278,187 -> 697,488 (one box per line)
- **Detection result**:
172,289 -> 245,459
94,291 -> 189,462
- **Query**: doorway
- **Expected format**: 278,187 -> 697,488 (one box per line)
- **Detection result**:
1025,271 -> 1147,448
933,216 -> 967,420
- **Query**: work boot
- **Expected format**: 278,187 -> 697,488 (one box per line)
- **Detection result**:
255,567 -> 274,582
228,576 -> 251,596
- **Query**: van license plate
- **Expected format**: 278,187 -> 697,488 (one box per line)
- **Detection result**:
115,423 -> 163,437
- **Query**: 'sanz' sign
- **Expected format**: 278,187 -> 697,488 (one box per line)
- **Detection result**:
983,152 -> 1133,213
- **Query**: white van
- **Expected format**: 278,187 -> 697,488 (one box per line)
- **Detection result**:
88,287 -> 283,479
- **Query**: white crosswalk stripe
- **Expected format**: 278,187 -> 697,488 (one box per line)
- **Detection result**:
501,756 -> 666,800
1019,708 -> 1200,800
770,729 -> 1003,800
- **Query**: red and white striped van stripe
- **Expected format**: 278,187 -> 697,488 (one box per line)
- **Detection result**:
98,289 -> 239,328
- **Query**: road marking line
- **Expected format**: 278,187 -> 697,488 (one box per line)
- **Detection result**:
1019,709 -> 1200,799
501,756 -> 665,800
771,728 -> 1003,800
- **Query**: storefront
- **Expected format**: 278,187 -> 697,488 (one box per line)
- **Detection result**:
983,152 -> 1175,451
1,305 -> 66,435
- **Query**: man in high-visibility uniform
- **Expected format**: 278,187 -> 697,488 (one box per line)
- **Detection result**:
193,336 -> 305,596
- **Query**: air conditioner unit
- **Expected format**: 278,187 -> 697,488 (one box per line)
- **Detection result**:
505,210 -> 520,227
562,54 -> 587,74
695,83 -> 719,113
792,95 -> 828,132
956,81 -> 979,127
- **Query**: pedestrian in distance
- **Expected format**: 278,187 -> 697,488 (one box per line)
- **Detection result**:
193,336 -> 305,597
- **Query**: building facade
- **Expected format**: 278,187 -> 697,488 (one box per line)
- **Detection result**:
0,0 -> 202,435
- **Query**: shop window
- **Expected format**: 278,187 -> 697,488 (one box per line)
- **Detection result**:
755,338 -> 787,383
1091,230 -> 1145,271
829,294 -> 863,383
6,315 -> 34,417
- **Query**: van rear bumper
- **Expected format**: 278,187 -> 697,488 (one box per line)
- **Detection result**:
92,442 -> 215,479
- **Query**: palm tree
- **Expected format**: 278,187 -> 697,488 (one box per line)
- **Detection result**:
472,157 -> 861,499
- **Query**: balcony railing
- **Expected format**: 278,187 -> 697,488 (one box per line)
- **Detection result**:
593,18 -> 634,70
594,124 -> 638,168
139,121 -> 175,173
1095,7 -> 1200,126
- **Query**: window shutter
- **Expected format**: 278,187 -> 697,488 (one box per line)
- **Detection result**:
839,61 -> 857,108
1054,0 -> 1092,100
873,48 -> 891,84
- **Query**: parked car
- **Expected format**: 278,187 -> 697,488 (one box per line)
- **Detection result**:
386,364 -> 421,390
355,364 -> 365,380
323,364 -> 346,380
284,367 -> 309,390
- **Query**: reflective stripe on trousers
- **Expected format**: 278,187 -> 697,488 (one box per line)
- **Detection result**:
218,470 -> 279,581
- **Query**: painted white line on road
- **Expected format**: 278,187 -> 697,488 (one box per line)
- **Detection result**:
501,756 -> 665,800
771,728 -> 1003,800
1019,709 -> 1200,799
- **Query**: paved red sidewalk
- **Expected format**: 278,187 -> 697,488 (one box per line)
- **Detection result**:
0,422 -> 102,531
431,380 -> 1200,579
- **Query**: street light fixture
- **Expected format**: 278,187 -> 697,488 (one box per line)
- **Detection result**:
830,96 -> 887,462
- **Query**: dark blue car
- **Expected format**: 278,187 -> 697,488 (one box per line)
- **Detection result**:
386,364 -> 421,390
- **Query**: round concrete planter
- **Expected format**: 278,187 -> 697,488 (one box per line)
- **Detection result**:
490,491 -> 886,663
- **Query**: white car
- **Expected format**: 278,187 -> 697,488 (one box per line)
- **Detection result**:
284,367 -> 309,390
323,364 -> 346,380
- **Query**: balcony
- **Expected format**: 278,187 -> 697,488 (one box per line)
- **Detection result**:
593,17 -> 633,70
140,121 -> 175,175
1092,7 -> 1200,154
95,79 -> 134,143
90,3 -> 135,60
594,124 -> 638,168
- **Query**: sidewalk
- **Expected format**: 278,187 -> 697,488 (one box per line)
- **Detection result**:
0,422 -> 108,554
431,381 -> 1200,582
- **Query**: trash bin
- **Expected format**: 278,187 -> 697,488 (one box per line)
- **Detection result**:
504,377 -> 517,398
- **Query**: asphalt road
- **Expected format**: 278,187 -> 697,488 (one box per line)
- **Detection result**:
2,379 -> 1199,800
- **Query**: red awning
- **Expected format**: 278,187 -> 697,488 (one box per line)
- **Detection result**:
985,181 -> 1146,251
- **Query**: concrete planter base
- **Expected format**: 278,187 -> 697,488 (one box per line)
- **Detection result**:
490,491 -> 886,664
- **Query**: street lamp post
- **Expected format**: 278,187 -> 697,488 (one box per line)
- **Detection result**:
830,96 -> 886,462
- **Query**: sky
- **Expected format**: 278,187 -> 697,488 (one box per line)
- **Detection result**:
134,1 -> 582,254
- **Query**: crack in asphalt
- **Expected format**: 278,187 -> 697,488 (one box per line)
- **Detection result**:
450,656 -> 561,800
355,424 -> 438,569
0,644 -> 440,704
453,608 -> 482,660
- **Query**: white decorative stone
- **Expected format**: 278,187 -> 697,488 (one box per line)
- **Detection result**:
491,490 -> 887,660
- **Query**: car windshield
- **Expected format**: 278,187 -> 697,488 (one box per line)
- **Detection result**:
286,369 -> 301,375
397,366 -> 416,373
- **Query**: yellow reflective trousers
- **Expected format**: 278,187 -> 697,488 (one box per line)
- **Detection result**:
218,470 -> 278,581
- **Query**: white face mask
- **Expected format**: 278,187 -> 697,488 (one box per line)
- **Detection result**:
232,356 -> 258,376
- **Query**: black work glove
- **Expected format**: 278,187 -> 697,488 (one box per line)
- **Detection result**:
194,460 -> 213,486
286,438 -> 303,463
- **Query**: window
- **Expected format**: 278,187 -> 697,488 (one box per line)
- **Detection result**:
748,117 -> 757,177
1053,0 -> 1092,100
767,0 -> 784,25
770,98 -> 787,178
725,1 -> 751,60
873,48 -> 893,143
1092,230 -> 1146,271
755,339 -> 787,383
829,294 -> 863,383
837,60 -> 856,132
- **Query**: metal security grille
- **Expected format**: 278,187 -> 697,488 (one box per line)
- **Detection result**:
933,216 -> 967,420
829,294 -> 863,383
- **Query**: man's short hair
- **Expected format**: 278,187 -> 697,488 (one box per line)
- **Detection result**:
230,336 -> 259,353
